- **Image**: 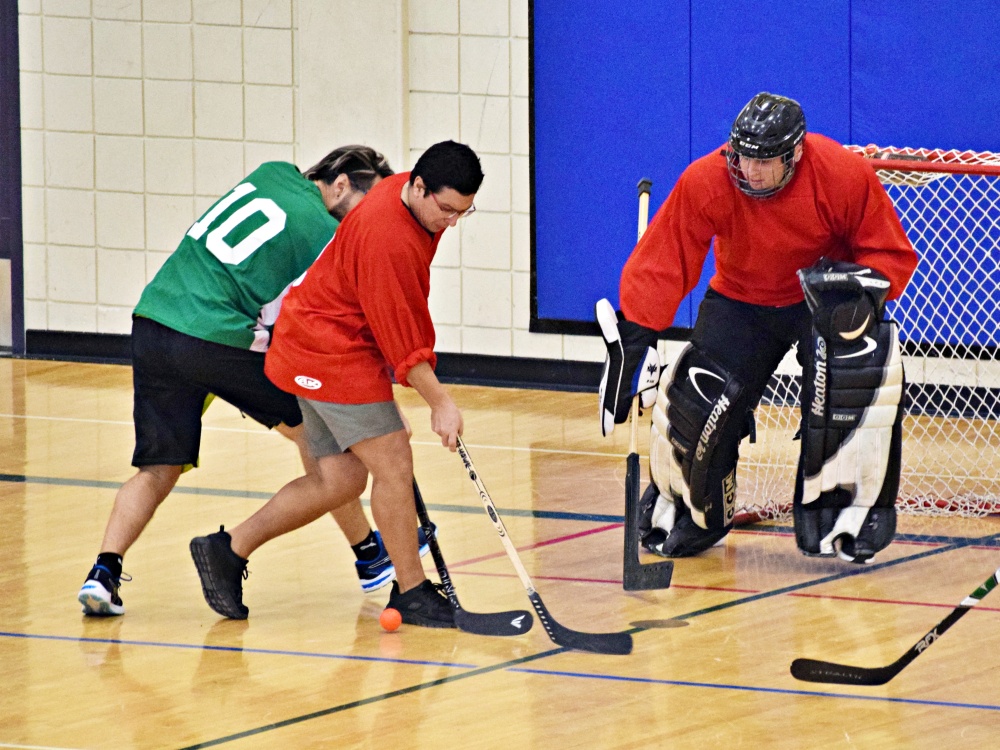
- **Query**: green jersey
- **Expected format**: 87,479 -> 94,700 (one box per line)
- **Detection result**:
134,162 -> 338,350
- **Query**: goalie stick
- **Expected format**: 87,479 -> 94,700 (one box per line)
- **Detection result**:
791,566 -> 1000,686
412,478 -> 533,637
622,178 -> 673,591
456,436 -> 633,655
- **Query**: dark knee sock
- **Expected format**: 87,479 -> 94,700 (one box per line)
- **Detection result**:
96,552 -> 123,579
351,531 -> 381,562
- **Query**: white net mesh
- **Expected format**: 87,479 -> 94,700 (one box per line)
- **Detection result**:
737,144 -> 1000,523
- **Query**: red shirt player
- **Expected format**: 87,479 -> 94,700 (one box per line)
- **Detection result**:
598,92 -> 918,564
189,141 -> 484,628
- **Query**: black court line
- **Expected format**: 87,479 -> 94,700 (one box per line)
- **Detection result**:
175,648 -> 566,750
174,530 -> 1000,749
5,472 -> 996,543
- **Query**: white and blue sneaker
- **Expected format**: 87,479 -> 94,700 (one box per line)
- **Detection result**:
78,565 -> 131,616
355,526 -> 434,593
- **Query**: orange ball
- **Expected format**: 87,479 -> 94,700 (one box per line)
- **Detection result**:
380,607 -> 402,632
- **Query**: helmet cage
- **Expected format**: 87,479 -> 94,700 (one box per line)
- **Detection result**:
726,148 -> 799,199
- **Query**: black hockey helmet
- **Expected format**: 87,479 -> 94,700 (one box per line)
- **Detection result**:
727,92 -> 806,198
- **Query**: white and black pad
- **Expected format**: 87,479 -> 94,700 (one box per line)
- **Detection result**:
794,316 -> 904,563
648,343 -> 752,534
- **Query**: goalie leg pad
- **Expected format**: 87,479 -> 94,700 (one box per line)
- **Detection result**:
639,481 -> 731,558
649,343 -> 751,532
794,314 -> 904,564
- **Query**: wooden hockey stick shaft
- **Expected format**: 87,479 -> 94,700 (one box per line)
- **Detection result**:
456,436 -> 633,655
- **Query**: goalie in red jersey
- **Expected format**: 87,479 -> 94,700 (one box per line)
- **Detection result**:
598,92 -> 918,564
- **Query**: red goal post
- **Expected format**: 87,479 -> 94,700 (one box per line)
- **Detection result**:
735,143 -> 1000,524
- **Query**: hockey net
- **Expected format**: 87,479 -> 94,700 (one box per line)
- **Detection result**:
736,144 -> 1000,523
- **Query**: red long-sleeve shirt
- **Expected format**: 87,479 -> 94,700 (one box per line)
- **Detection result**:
620,133 -> 918,331
265,172 -> 442,404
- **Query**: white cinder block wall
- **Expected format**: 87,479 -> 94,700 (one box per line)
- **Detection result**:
17,0 -> 607,364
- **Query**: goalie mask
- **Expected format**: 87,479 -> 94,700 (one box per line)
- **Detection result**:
727,92 -> 806,199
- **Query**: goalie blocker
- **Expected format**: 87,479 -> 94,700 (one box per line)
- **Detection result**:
596,298 -> 660,436
794,260 -> 904,564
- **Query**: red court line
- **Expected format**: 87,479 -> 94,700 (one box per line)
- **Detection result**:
787,590 -> 1000,612
448,567 -> 1000,609
451,568 -> 761,593
448,522 -> 621,569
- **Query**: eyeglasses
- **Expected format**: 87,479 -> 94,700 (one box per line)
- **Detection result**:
430,191 -> 476,219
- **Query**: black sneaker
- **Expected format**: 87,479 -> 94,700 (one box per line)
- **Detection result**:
190,526 -> 249,619
386,580 -> 455,629
78,565 -> 131,616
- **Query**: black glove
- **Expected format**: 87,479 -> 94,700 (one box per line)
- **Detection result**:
797,258 -> 891,342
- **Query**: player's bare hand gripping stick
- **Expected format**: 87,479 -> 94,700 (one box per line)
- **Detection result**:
791,566 -> 1000,686
456,436 -> 633,655
412,479 -> 533,637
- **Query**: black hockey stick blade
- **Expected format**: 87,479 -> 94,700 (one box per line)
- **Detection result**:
454,606 -> 533,637
530,591 -> 633,655
791,566 -> 1000,686
790,656 -> 902,687
623,450 -> 673,591
412,479 -> 533,637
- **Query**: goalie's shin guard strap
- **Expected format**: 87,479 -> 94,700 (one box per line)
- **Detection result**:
649,344 -> 750,531
794,317 -> 904,563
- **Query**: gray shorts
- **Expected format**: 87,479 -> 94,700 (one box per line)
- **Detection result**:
298,398 -> 405,458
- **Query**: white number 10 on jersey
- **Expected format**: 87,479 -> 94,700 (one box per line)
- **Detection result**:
186,182 -> 287,265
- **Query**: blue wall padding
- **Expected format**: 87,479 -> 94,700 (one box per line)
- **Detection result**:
532,1 -> 1000,341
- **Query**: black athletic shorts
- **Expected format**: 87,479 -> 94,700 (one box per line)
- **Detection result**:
130,315 -> 302,467
690,288 -> 813,409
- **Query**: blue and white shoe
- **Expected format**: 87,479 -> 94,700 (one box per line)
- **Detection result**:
355,526 -> 435,593
78,565 -> 131,616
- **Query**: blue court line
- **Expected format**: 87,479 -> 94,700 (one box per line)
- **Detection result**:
0,630 -> 475,669
176,530 -> 1000,748
507,667 -> 1000,712
6,472 -> 998,538
7,470 -> 1000,746
0,473 -> 621,523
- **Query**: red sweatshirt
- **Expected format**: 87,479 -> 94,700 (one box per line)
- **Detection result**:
620,133 -> 918,331
265,172 -> 442,403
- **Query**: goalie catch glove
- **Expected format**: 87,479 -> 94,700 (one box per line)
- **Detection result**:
797,258 -> 891,342
595,298 -> 660,436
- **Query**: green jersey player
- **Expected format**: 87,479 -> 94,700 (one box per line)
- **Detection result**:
78,146 -> 426,617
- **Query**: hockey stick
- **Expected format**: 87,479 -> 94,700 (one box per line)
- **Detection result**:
411,478 -> 533,637
791,566 -> 1000,686
621,178 -> 673,591
455,437 -> 633,655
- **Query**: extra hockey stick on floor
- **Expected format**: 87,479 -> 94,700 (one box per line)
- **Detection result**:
412,479 -> 533,637
791,566 -> 1000,686
620,179 -> 673,592
455,437 -> 633,655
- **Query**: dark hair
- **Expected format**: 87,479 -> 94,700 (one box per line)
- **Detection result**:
410,140 -> 484,196
303,145 -> 394,193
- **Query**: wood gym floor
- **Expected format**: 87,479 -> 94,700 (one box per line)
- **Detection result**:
2,357 -> 999,749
